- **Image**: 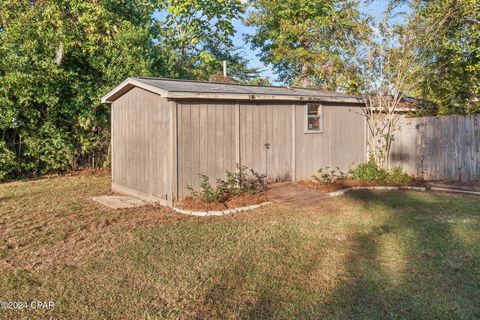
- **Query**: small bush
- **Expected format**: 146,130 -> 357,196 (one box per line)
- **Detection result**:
0,141 -> 16,180
386,166 -> 412,185
349,155 -> 412,184
313,155 -> 413,186
349,155 -> 388,182
312,166 -> 347,184
187,164 -> 267,203
187,175 -> 223,203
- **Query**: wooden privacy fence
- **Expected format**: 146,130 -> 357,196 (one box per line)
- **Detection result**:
389,114 -> 480,181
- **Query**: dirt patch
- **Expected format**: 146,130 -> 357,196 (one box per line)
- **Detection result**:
177,193 -> 267,211
298,178 -> 427,193
177,198 -> 226,211
226,193 -> 267,208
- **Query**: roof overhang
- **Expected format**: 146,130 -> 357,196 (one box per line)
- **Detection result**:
101,77 -> 169,103
164,92 -> 363,104
101,77 -> 364,104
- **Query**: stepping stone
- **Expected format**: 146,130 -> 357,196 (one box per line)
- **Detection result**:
91,195 -> 148,209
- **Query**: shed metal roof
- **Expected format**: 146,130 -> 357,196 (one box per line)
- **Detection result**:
101,77 -> 363,104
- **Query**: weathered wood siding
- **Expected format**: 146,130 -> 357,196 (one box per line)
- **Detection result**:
239,102 -> 293,182
177,101 -> 365,198
389,115 -> 480,181
112,92 -> 367,201
294,103 -> 367,180
177,100 -> 237,199
177,101 -> 297,199
111,87 -> 173,202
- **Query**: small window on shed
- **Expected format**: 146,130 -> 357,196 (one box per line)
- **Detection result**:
305,104 -> 323,133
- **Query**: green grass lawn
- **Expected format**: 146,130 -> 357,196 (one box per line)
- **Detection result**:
1,172 -> 480,319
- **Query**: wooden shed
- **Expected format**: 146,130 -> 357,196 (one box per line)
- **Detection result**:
101,77 -> 366,205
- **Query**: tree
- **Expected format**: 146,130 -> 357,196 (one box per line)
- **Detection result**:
0,0 -> 161,178
156,0 -> 258,82
245,0 -> 367,90
351,2 -> 448,168
408,0 -> 480,114
0,0 -> 258,179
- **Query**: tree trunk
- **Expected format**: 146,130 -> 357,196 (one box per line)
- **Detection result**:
55,42 -> 64,66
300,63 -> 310,87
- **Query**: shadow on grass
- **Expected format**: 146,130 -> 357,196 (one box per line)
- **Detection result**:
194,191 -> 480,319
7,189 -> 477,319
301,190 -> 480,319
192,217 -> 333,319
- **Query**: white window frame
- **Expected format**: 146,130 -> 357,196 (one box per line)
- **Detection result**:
304,104 -> 323,133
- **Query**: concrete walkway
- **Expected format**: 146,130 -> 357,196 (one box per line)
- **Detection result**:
428,182 -> 480,193
91,195 -> 148,209
265,182 -> 330,208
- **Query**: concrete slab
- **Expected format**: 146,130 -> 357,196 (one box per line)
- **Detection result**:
91,195 -> 148,209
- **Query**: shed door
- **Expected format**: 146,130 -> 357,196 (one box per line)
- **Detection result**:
240,103 -> 293,182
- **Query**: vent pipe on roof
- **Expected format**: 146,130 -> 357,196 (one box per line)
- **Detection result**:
223,61 -> 227,77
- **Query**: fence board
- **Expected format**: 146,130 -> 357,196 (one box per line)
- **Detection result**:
389,114 -> 480,181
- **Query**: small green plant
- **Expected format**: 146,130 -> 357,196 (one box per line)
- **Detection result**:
386,166 -> 412,185
0,141 -> 16,180
312,166 -> 347,184
186,174 -> 226,203
349,154 -> 412,184
217,164 -> 267,197
349,154 -> 388,182
187,164 -> 267,203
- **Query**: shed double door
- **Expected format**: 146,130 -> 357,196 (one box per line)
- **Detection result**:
239,103 -> 293,181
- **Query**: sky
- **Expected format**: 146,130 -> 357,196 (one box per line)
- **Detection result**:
155,1 -> 402,85
230,0 -> 394,85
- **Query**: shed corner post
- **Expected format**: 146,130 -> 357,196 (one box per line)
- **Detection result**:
235,100 -> 241,166
171,100 -> 179,207
291,103 -> 296,181
364,111 -> 368,163
110,102 -> 115,186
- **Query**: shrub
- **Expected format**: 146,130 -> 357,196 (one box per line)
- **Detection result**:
312,166 -> 347,184
349,155 -> 412,184
0,141 -> 16,180
313,154 -> 413,186
187,174 -> 224,203
187,164 -> 267,203
349,155 -> 388,182
386,166 -> 412,185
